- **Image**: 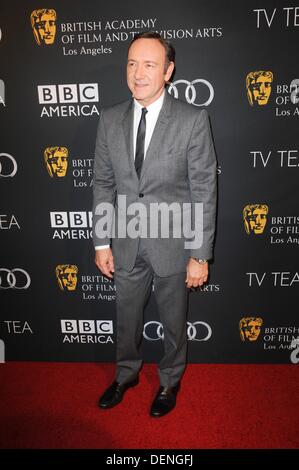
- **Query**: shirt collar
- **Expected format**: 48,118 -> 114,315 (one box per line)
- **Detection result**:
133,90 -> 165,114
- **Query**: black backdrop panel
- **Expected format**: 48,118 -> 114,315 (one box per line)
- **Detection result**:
1,0 -> 298,363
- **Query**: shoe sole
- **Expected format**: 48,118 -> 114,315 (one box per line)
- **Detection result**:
150,405 -> 176,418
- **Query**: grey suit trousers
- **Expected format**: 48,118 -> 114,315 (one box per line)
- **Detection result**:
114,238 -> 188,387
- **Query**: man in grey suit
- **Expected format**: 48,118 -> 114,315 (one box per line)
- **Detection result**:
92,32 -> 217,417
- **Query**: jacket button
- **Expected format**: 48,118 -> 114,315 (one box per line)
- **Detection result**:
138,193 -> 144,198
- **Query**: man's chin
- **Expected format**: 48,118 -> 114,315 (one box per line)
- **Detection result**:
133,91 -> 147,99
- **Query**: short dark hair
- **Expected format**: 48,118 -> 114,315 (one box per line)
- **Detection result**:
128,31 -> 175,64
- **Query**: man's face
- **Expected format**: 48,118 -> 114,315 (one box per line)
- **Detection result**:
243,321 -> 261,341
48,149 -> 68,177
250,75 -> 272,105
35,12 -> 56,45
248,208 -> 267,234
58,268 -> 77,291
127,38 -> 174,107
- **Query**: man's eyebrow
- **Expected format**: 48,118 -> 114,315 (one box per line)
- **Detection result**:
127,59 -> 158,64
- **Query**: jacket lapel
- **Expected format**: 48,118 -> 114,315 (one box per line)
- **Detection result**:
122,99 -> 139,182
122,91 -> 173,184
139,91 -> 172,183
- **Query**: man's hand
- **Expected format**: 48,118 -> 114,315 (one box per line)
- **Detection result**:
95,248 -> 114,279
185,258 -> 208,289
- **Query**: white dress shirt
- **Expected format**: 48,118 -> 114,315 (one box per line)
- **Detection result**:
132,91 -> 165,158
95,91 -> 165,250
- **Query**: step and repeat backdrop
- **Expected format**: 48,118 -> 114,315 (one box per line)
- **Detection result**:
1,0 -> 298,364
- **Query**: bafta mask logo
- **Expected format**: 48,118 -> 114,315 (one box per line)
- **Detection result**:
30,9 -> 57,46
246,71 -> 273,106
240,317 -> 263,342
56,265 -> 78,291
44,147 -> 68,178
243,204 -> 268,235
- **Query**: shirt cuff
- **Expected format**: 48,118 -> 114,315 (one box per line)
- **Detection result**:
95,245 -> 110,250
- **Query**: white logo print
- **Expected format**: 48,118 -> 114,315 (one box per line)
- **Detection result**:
0,153 -> 17,177
143,321 -> 212,341
0,268 -> 31,289
0,339 -> 5,363
168,79 -> 214,106
290,337 -> 299,364
0,79 -> 5,106
38,84 -> 99,104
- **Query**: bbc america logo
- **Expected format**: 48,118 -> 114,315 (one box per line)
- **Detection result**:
38,83 -> 99,104
50,211 -> 92,240
37,83 -> 100,117
61,320 -> 114,344
50,211 -> 92,228
61,320 -> 113,334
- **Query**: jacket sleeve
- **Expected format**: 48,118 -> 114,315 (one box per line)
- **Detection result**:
92,109 -> 116,248
187,109 -> 217,260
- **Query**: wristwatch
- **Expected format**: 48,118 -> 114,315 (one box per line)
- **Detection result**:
190,257 -> 207,264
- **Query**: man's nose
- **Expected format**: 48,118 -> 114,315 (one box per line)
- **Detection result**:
44,21 -> 50,33
134,65 -> 145,80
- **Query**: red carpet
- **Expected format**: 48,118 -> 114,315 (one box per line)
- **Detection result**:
0,362 -> 298,449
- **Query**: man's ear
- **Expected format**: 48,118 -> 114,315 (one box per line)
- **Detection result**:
165,61 -> 175,82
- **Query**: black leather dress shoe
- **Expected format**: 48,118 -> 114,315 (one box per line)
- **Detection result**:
98,377 -> 139,409
150,383 -> 180,417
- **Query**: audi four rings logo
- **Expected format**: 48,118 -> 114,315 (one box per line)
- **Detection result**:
143,321 -> 212,341
168,79 -> 214,106
0,153 -> 18,177
0,269 -> 31,289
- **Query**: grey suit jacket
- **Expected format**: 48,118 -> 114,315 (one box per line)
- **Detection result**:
92,91 -> 217,277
